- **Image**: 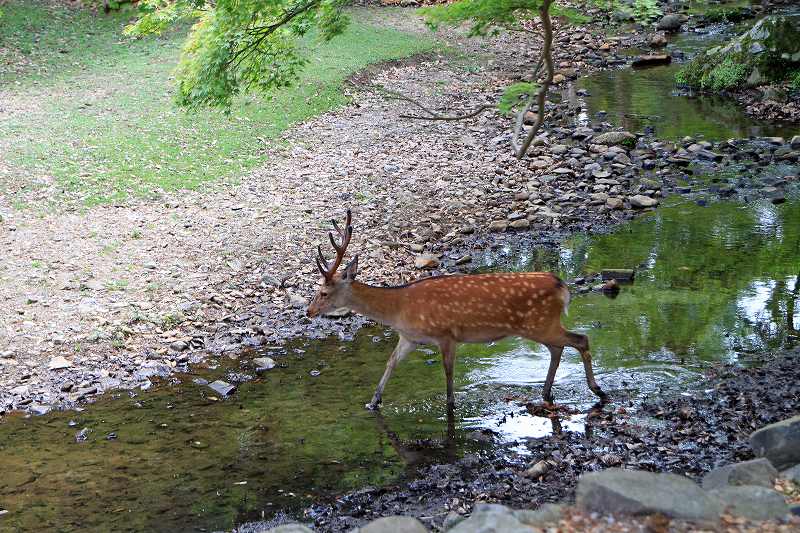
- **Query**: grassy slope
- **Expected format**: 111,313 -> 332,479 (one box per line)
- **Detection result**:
0,1 -> 436,206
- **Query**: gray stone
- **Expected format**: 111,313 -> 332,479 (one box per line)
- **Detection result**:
606,197 -> 624,210
702,458 -> 778,490
169,340 -> 188,352
709,486 -> 789,521
576,468 -> 723,520
657,14 -> 687,32
509,219 -> 530,230
629,195 -> 659,208
593,131 -> 636,146
449,507 -> 536,533
791,135 -> 800,149
488,220 -> 508,233
513,503 -> 564,527
208,380 -> 236,396
359,516 -> 427,533
750,415 -> 800,470
253,357 -> 276,370
48,356 -> 72,370
601,269 -> 635,281
265,525 -> 314,533
783,463 -> 800,483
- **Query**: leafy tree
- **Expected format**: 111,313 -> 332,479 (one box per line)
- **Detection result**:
127,0 -> 349,108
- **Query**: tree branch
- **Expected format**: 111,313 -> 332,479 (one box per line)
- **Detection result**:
363,84 -> 493,122
511,0 -> 553,159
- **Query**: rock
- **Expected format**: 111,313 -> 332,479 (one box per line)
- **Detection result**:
169,340 -> 188,352
208,380 -> 236,396
629,195 -> 659,208
750,415 -> 800,470
449,506 -> 537,533
576,468 -> 722,520
509,219 -> 531,230
783,464 -> 800,483
709,486 -> 789,521
593,131 -> 635,146
552,73 -> 566,84
265,525 -> 314,533
523,460 -> 550,478
323,307 -> 351,318
657,14 -> 687,32
791,135 -> 800,149
48,356 -> 72,370
606,197 -> 624,210
359,516 -> 427,533
414,254 -> 440,269
601,269 -> 635,282
632,54 -> 672,68
288,294 -> 307,308
514,503 -> 564,527
488,220 -> 508,233
702,458 -> 778,490
253,357 -> 276,370
650,32 -> 668,48
29,403 -> 51,416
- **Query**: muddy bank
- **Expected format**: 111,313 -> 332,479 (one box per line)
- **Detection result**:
305,348 -> 800,531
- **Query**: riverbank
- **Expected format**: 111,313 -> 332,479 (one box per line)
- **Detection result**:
296,347 -> 800,531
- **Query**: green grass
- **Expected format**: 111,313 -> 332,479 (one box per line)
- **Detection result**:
0,1 -> 437,206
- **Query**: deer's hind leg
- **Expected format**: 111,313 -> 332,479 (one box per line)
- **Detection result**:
531,328 -> 606,403
562,330 -> 606,401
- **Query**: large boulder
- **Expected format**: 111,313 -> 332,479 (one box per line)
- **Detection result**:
576,469 -> 722,520
701,458 -> 778,490
513,503 -> 564,528
592,131 -> 636,146
709,486 -> 789,521
750,415 -> 800,470
677,14 -> 800,90
449,504 -> 537,533
657,14 -> 688,32
358,516 -> 428,533
783,464 -> 800,483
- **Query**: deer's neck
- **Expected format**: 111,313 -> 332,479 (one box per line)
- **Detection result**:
346,282 -> 405,327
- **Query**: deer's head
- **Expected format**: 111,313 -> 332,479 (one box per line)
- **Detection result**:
307,209 -> 359,318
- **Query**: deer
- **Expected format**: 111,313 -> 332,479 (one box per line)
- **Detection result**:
306,210 -> 607,411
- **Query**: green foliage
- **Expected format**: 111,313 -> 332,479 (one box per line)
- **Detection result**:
497,81 -> 537,114
420,0 -> 586,36
128,0 -> 350,108
631,0 -> 662,23
791,70 -> 800,90
1,1 -> 435,205
677,55 -> 748,91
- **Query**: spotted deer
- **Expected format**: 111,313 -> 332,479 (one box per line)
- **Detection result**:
307,210 -> 607,410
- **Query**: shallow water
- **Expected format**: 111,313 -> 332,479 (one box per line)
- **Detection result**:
1,197 -> 799,532
575,30 -> 799,141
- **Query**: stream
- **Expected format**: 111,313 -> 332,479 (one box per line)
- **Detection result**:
2,12 -> 800,533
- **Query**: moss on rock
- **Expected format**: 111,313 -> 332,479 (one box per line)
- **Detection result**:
677,14 -> 800,91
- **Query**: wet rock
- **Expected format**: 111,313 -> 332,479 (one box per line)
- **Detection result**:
253,357 -> 276,371
288,294 -> 308,309
709,486 -> 789,521
48,356 -> 72,370
606,197 -> 624,210
509,219 -> 530,230
208,380 -> 236,396
702,458 -> 778,490
593,131 -> 635,146
601,269 -> 635,282
657,14 -> 687,33
523,460 -> 551,479
791,135 -> 800,149
169,340 -> 188,352
29,403 -> 51,416
750,415 -> 800,470
358,516 -> 427,533
632,55 -> 671,68
513,503 -> 564,527
414,254 -> 440,269
576,468 -> 722,520
650,32 -> 668,48
629,195 -> 659,208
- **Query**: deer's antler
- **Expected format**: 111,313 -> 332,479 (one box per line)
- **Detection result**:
316,209 -> 352,281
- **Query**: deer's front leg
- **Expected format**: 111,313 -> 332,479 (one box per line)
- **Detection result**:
439,339 -> 457,407
366,335 -> 417,410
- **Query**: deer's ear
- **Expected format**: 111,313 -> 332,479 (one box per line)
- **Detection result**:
342,255 -> 359,281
